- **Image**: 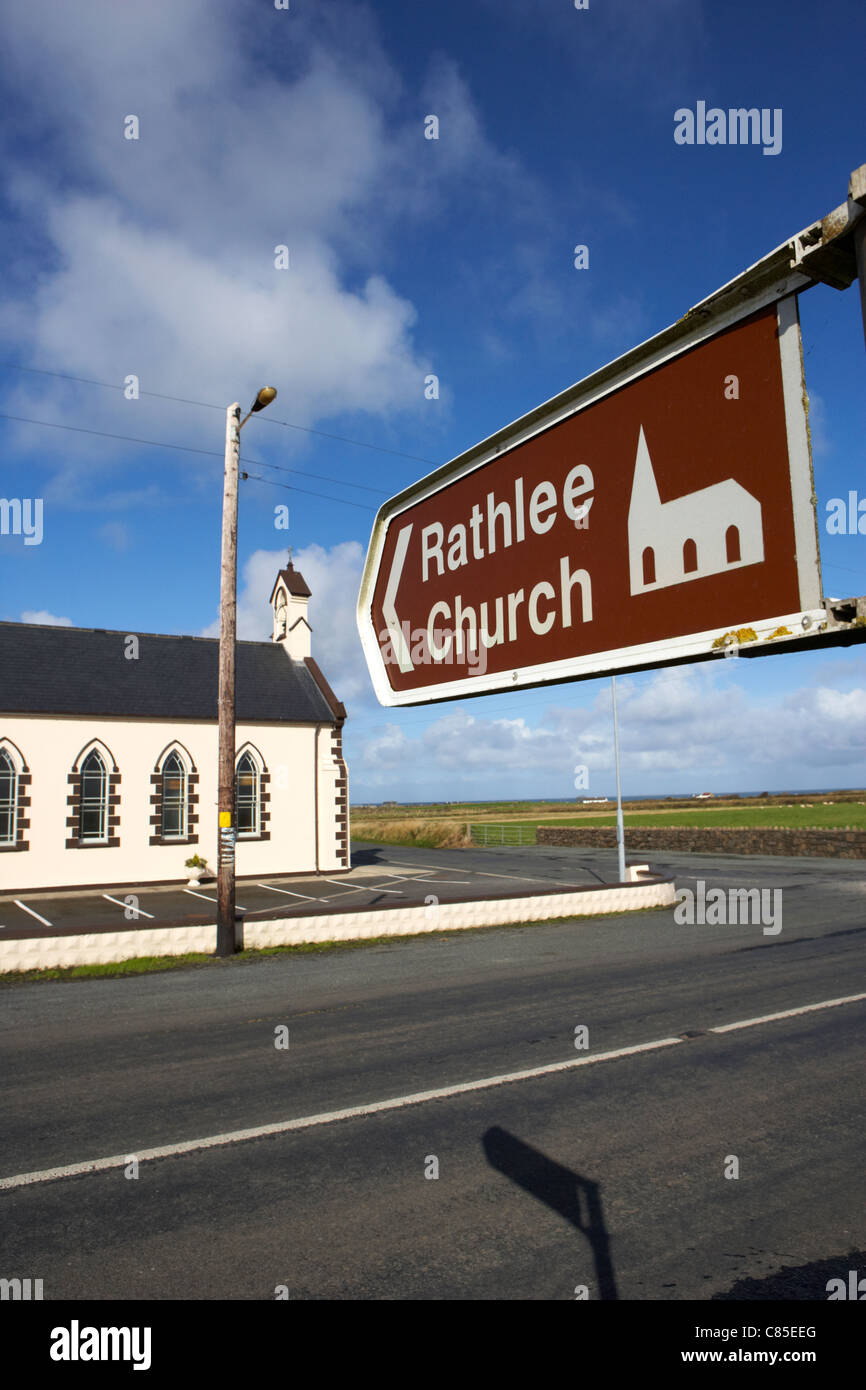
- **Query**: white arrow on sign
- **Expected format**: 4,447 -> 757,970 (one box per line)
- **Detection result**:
382,523 -> 414,673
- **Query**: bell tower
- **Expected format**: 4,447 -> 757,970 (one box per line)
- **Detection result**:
269,553 -> 313,658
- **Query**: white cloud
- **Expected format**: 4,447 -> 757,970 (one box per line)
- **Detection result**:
0,0 -> 550,486
807,390 -> 831,458
97,521 -> 132,551
202,540 -> 371,707
350,662 -> 866,798
20,610 -> 73,626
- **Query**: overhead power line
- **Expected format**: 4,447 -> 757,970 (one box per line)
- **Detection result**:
241,472 -> 376,512
0,359 -> 440,467
0,410 -> 385,511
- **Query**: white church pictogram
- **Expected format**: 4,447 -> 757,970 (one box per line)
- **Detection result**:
627,425 -> 764,596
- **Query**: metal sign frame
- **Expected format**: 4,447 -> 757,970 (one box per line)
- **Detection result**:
358,168 -> 866,707
359,289 -> 823,706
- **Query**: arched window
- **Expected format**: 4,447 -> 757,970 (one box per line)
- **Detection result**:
80,750 -> 107,841
149,744 -> 198,847
66,741 -> 119,849
0,749 -> 16,846
725,525 -> 741,563
683,538 -> 698,574
161,751 -> 187,839
236,752 -> 259,837
642,547 -> 656,586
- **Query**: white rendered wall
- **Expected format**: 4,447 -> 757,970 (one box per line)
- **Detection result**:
0,715 -> 344,892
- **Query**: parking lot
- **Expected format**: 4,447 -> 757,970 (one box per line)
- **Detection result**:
0,843 -> 609,938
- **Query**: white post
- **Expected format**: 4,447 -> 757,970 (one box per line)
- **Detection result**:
611,676 -> 626,882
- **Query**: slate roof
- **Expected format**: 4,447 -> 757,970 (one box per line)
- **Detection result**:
269,563 -> 312,601
0,622 -> 344,723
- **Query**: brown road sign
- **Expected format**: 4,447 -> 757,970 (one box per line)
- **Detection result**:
358,291 -> 826,706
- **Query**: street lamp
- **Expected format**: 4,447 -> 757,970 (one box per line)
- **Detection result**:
216,386 -> 278,957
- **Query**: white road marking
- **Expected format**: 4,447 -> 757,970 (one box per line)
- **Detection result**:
397,859 -> 560,886
257,884 -> 316,900
102,894 -> 155,919
709,992 -> 866,1033
403,877 -> 474,886
13,900 -> 53,927
3,991 -> 862,1192
182,889 -> 248,910
0,1036 -> 682,1191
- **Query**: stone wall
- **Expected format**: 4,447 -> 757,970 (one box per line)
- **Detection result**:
537,826 -> 866,859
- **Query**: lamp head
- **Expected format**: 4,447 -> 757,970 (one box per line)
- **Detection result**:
250,386 -> 277,413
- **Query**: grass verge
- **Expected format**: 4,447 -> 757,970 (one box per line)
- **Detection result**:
350,818 -> 472,848
0,905 -> 670,984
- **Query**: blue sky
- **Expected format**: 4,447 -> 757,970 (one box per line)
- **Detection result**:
1,0 -> 865,802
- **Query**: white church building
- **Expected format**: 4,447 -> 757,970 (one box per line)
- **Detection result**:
0,561 -> 349,894
628,425 -> 764,595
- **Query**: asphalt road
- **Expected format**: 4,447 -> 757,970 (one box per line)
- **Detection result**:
1,846 -> 865,1300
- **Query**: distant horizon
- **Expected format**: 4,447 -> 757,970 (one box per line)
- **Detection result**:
353,786 -> 866,807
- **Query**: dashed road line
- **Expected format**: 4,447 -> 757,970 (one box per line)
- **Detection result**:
2,991 -> 863,1192
709,992 -> 866,1033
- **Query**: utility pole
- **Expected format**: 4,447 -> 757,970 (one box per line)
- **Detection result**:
611,675 -> 626,883
216,403 -> 241,957
216,387 -> 278,958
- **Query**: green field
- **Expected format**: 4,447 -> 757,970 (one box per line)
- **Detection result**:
532,804 -> 866,830
350,795 -> 866,845
351,797 -> 866,848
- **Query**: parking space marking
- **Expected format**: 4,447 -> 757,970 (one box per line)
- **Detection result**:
257,884 -> 316,901
102,894 -> 155,919
13,900 -> 53,927
182,889 -> 248,911
402,876 -> 474,886
402,860 -> 570,887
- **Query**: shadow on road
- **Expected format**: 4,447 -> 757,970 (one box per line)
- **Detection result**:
349,845 -> 389,867
482,1125 -> 618,1299
711,1249 -> 866,1300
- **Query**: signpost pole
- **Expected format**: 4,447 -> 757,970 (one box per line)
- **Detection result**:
611,676 -> 626,883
